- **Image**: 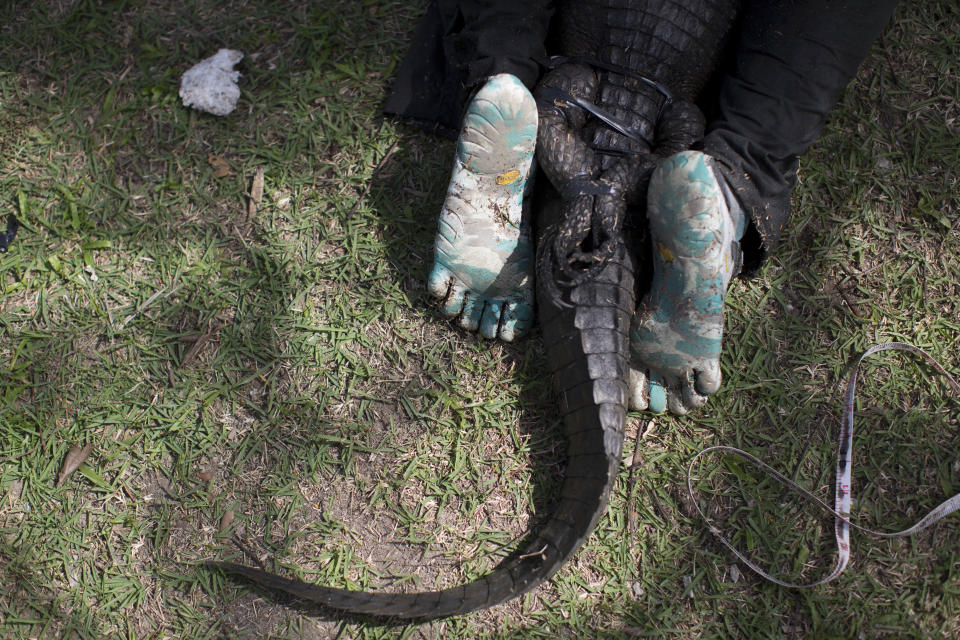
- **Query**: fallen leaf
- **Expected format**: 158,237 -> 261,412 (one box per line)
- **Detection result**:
248,167 -> 264,217
219,509 -> 235,534
57,443 -> 94,486
208,154 -> 233,178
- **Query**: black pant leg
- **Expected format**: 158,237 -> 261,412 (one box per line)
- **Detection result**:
455,0 -> 555,88
384,0 -> 554,136
701,0 -> 901,270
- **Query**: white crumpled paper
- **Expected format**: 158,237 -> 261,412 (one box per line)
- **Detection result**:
179,49 -> 243,116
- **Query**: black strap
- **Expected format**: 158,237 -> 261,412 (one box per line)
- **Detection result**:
542,55 -> 675,105
536,86 -> 648,144
536,55 -> 677,147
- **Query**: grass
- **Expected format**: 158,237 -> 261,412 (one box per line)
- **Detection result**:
0,0 -> 958,638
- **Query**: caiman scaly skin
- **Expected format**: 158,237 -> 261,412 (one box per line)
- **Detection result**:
213,0 -> 739,619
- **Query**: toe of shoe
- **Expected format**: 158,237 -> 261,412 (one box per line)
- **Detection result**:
681,375 -> 710,413
694,361 -> 722,396
628,367 -> 649,411
427,264 -> 453,300
498,300 -> 533,342
667,385 -> 691,416
646,372 -> 668,414
459,295 -> 483,331
479,300 -> 503,339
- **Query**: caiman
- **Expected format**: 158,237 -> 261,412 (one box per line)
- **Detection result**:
212,0 -> 740,618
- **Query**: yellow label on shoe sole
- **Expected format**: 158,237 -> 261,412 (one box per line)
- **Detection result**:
496,170 -> 521,186
657,242 -> 675,262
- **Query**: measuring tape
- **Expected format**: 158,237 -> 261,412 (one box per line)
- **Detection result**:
686,342 -> 960,588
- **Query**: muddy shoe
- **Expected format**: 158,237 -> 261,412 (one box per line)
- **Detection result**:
427,74 -> 538,342
629,150 -> 744,415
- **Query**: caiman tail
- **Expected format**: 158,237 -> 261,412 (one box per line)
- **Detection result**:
210,183 -> 634,619
211,242 -> 632,616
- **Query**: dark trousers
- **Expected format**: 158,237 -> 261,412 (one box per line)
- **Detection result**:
384,0 -> 901,267
383,0 -> 555,136
701,0 -> 900,268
